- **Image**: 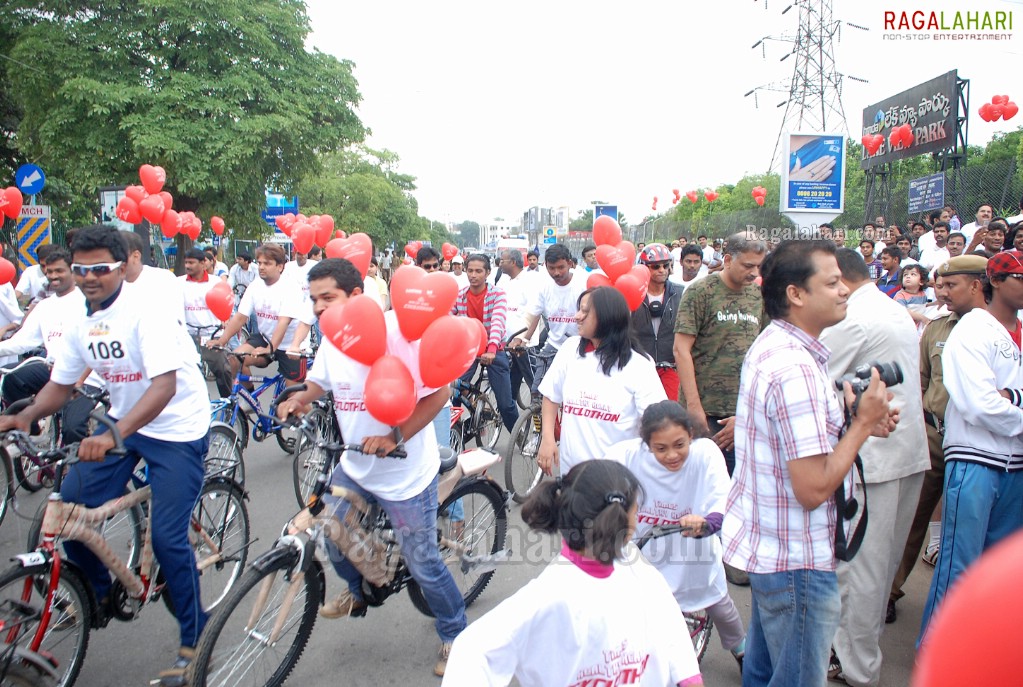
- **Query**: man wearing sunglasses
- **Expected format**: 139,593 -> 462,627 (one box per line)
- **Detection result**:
0,225 -> 212,686
631,244 -> 683,400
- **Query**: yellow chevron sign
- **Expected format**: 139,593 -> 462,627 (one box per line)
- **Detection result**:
17,205 -> 51,273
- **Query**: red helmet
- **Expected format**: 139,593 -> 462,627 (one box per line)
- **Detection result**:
640,243 -> 672,264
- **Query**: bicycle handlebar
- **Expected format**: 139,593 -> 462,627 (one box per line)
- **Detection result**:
276,410 -> 407,459
634,522 -> 699,550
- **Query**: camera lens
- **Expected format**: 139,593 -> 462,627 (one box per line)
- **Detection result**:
874,362 -> 903,387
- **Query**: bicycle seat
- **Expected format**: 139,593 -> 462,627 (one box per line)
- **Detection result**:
438,447 -> 458,474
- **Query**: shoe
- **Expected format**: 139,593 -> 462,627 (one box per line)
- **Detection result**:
885,598 -> 897,624
724,562 -> 750,586
434,641 -> 453,677
319,589 -> 367,619
922,544 -> 939,567
730,642 -> 745,674
828,648 -> 848,683
50,598 -> 80,632
157,647 -> 195,687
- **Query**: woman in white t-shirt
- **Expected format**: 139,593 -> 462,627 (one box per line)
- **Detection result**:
537,287 -> 667,476
443,460 -> 703,686
607,401 -> 746,672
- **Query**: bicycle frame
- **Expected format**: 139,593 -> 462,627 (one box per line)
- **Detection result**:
227,374 -> 287,436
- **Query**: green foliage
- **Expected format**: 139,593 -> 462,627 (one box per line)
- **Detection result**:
6,0 -> 366,237
455,221 -> 481,248
569,210 -> 593,232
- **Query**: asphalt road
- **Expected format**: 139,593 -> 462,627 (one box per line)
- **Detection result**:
0,417 -> 935,686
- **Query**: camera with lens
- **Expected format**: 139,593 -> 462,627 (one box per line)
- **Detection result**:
834,361 -> 903,397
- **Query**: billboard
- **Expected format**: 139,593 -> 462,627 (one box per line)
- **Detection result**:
781,133 -> 846,213
860,70 -> 959,170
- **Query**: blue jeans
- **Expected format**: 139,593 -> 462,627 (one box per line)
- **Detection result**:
743,569 -> 841,686
322,472 -> 467,643
61,431 -> 209,648
919,461 -> 1023,646
461,353 -> 517,432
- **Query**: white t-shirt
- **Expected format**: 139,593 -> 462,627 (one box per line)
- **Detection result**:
502,270 -> 543,346
123,265 -> 185,326
237,277 -> 313,349
228,263 -> 258,291
283,259 -> 316,302
701,245 -> 715,265
538,337 -> 666,474
450,271 -> 470,291
608,437 -> 730,611
178,275 -> 222,335
306,311 -> 439,501
0,283 -> 22,367
0,288 -> 85,362
51,287 -> 210,441
443,544 -> 701,687
527,277 -> 587,350
14,265 -> 47,300
918,245 -> 951,271
668,265 -> 708,289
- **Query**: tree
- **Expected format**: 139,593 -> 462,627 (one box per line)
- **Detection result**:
7,0 -> 366,239
455,221 -> 481,248
569,210 -> 593,232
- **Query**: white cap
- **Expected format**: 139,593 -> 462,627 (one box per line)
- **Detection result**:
451,255 -> 464,263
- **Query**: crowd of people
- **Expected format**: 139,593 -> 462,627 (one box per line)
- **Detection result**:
0,202 -> 1021,685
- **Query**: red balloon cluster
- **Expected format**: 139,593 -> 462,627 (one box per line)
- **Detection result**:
441,242 -> 459,261
591,215 -> 648,311
651,196 -> 658,212
0,187 -> 23,220
888,124 -> 914,150
861,133 -> 885,156
704,190 -> 719,202
686,190 -> 699,204
114,164 -> 210,242
273,213 -> 337,252
979,94 -> 1019,122
671,189 -> 681,205
404,240 -> 424,260
751,186 -> 767,207
325,232 -> 373,277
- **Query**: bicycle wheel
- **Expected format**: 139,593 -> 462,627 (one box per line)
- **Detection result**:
25,497 -> 144,571
190,551 -> 321,687
408,478 -> 507,616
0,456 -> 10,528
206,425 -> 245,486
0,661 -> 57,686
503,407 -> 543,504
291,407 -> 335,509
213,402 -> 249,451
472,394 -> 503,451
510,355 -> 533,410
685,610 -> 714,664
191,479 -> 250,612
273,389 -> 300,454
0,562 -> 91,687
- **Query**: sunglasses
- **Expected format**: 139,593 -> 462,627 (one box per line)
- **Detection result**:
70,261 -> 123,277
647,262 -> 671,270
421,262 -> 440,270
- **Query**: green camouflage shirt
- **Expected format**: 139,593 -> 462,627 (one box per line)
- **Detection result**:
674,273 -> 766,415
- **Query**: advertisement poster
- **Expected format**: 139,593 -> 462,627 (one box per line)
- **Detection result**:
781,133 -> 846,213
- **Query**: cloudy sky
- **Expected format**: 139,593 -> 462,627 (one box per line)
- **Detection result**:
306,0 -> 1021,226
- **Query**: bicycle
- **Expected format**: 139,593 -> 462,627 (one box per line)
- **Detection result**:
450,359 -> 503,455
635,523 -> 715,664
504,328 -> 535,411
208,347 -> 312,455
290,394 -> 341,509
189,414 -> 509,687
0,413 -> 252,687
188,324 -> 226,385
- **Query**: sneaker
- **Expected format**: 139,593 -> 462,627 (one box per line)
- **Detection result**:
885,598 -> 897,624
157,647 -> 195,687
730,641 -> 745,674
434,641 -> 453,677
724,562 -> 750,586
922,544 -> 939,567
319,589 -> 367,619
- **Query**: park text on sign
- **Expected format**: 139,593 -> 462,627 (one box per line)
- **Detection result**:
16,205 -> 51,272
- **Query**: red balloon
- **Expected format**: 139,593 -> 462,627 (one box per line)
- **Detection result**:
468,317 -> 487,356
319,214 -> 335,235
313,217 -> 333,248
159,191 -> 173,210
205,281 -> 234,322
138,164 -> 166,194
161,209 -> 180,239
320,295 -> 386,366
404,244 -> 417,259
992,94 -> 1010,106
390,265 -> 459,341
115,197 -> 142,225
889,129 -> 903,149
336,230 -> 347,239
324,232 -> 373,278
187,218 -> 202,241
0,258 -> 15,286
275,213 -> 296,236
628,263 -> 651,288
419,316 -> 480,388
704,190 -> 719,202
364,356 -> 417,426
586,272 -> 614,289
686,190 -> 699,203
1004,102 -> 1019,120
755,196 -> 765,206
1,187 -> 23,219
138,194 -> 166,224
593,215 -> 622,247
441,242 -> 459,261
913,530 -> 1023,687
124,185 -> 148,204
595,242 -> 637,282
978,102 -> 993,122
672,188 -> 680,197
651,196 -> 658,212
292,222 -> 315,254
989,103 -> 1004,121
211,216 -> 225,236
900,124 -> 915,148
614,273 -> 647,312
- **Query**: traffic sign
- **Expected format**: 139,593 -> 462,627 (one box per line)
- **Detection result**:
543,236 -> 556,245
16,205 -> 51,272
594,204 -> 618,222
15,164 -> 45,196
542,226 -> 556,239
